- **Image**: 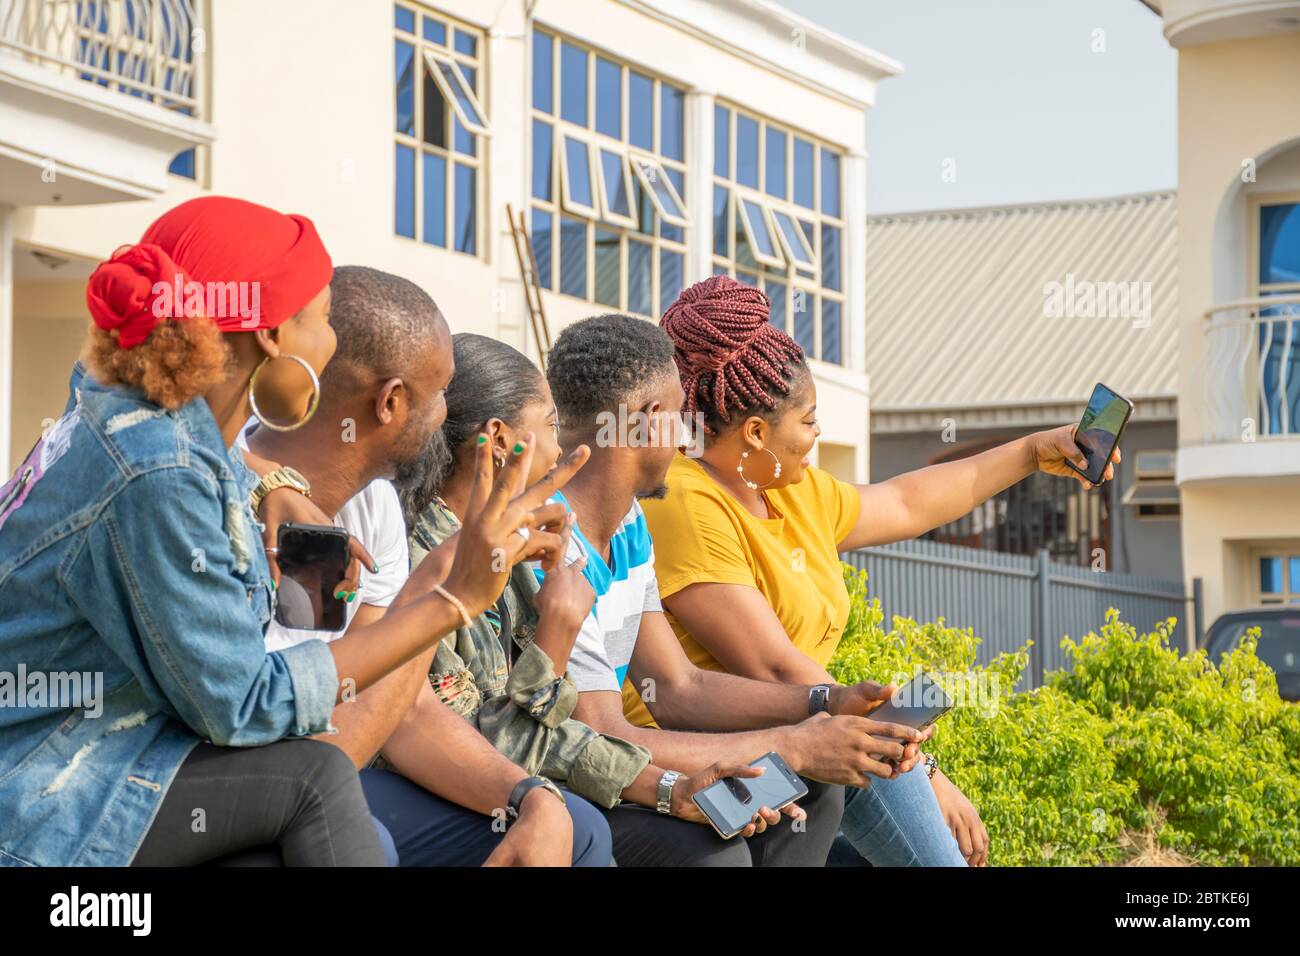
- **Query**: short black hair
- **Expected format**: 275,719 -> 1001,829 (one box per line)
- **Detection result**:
547,314 -> 676,430
323,265 -> 446,389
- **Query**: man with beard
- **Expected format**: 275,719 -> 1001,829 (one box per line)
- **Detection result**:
242,265 -> 612,866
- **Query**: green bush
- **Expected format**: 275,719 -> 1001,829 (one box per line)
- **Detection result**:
828,564 -> 1300,866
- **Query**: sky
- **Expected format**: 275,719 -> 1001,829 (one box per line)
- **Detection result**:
774,0 -> 1178,214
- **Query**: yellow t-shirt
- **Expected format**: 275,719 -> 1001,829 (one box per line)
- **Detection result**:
622,453 -> 862,727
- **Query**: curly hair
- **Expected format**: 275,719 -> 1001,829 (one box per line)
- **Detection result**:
660,275 -> 807,435
81,318 -> 233,410
546,313 -> 677,430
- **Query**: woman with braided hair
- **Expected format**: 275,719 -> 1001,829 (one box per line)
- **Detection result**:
634,275 -> 1120,867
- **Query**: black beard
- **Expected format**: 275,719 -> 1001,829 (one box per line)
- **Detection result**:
636,483 -> 669,501
394,429 -> 453,527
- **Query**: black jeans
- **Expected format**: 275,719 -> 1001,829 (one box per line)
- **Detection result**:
600,778 -> 843,866
132,738 -> 386,867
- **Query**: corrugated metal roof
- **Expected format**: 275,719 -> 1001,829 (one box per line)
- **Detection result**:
864,191 -> 1178,414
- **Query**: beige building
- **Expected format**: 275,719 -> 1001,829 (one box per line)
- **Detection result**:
1142,0 -> 1300,621
0,0 -> 901,484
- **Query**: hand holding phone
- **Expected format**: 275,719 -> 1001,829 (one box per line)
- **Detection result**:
1065,382 -> 1132,486
869,672 -> 954,772
688,752 -> 809,840
274,522 -> 351,631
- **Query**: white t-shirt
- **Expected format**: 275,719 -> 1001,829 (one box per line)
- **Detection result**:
236,426 -> 410,651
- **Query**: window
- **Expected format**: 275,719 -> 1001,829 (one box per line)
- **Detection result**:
713,104 -> 846,365
394,3 -> 487,255
531,28 -> 688,318
1254,551 -> 1300,605
1250,195 -> 1300,436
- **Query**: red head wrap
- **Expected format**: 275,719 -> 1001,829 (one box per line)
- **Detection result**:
85,196 -> 332,349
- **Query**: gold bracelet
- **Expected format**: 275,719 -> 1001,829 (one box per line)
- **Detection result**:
433,584 -> 472,628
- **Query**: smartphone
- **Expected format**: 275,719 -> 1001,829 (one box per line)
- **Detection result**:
870,672 -> 955,730
1068,382 -> 1133,486
691,752 -> 808,840
273,522 -> 350,631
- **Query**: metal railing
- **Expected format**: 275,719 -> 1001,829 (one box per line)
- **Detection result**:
843,538 -> 1198,690
0,0 -> 201,110
1201,293 -> 1300,442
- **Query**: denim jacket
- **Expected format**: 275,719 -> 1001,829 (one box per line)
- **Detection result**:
406,500 -> 650,808
0,365 -> 338,866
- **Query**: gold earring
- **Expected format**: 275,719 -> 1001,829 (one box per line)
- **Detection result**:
247,354 -> 321,432
737,447 -> 782,490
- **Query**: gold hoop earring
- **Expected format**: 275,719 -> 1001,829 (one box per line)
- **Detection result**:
247,354 -> 321,433
737,447 -> 782,490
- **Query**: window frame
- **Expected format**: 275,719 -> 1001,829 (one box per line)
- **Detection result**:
595,143 -> 640,230
559,131 -> 601,220
734,190 -> 786,270
423,49 -> 490,136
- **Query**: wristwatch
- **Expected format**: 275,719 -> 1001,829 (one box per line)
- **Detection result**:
808,683 -> 833,715
505,775 -> 565,825
656,769 -> 682,815
249,465 -> 311,514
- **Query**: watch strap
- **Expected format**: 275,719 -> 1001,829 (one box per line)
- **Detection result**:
506,775 -> 564,823
250,465 -> 311,514
808,683 -> 833,715
656,770 -> 682,815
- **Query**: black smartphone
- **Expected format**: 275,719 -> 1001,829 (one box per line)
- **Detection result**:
273,522 -> 350,631
691,752 -> 808,840
1068,382 -> 1133,486
870,672 -> 955,731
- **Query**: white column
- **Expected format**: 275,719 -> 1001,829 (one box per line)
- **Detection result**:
684,88 -> 715,285
0,205 -> 13,479
843,147 -> 869,481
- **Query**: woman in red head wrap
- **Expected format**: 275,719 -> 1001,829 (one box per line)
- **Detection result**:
0,197 -> 561,868
640,275 -> 1120,868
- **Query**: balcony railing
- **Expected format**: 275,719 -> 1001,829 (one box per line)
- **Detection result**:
0,0 -> 200,110
1201,294 -> 1300,442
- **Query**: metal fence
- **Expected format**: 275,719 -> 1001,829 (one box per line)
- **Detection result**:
842,538 -> 1200,690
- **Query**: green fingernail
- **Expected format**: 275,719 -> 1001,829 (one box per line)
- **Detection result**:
269,579 -> 276,591
513,441 -> 525,455
348,591 -> 357,603
334,591 -> 345,600
372,562 -> 380,573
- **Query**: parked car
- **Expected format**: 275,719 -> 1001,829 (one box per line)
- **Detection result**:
1202,607 -> 1300,702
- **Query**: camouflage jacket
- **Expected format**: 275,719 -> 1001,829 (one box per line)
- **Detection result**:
407,499 -> 650,808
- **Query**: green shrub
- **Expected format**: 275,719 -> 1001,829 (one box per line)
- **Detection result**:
828,564 -> 1300,866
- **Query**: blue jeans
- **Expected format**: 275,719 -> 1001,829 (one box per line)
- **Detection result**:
360,768 -> 612,867
834,765 -> 967,867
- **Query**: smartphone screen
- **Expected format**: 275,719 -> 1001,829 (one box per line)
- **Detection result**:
274,523 -> 349,631
1071,382 -> 1133,485
870,672 -> 954,730
692,752 -> 808,839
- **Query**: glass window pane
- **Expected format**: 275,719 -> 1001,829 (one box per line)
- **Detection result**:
660,84 -> 684,161
793,137 -> 814,208
600,149 -> 632,220
713,262 -> 732,277
395,40 -> 415,135
628,239 -> 653,316
821,224 -> 841,292
660,249 -> 684,316
436,60 -> 483,128
531,207 -> 553,289
561,42 -> 588,126
736,114 -> 759,188
454,29 -> 476,57
821,298 -> 842,364
765,127 -> 787,199
633,176 -> 654,236
454,163 -> 476,254
1290,556 -> 1300,592
394,5 -> 415,33
741,198 -> 778,259
422,16 -> 445,45
594,228 -> 620,308
1261,556 -> 1284,593
560,216 -> 587,298
532,29 -> 553,112
564,136 -> 594,209
713,185 -> 730,257
714,104 -> 730,178
1260,203 -> 1300,286
772,210 -> 813,266
422,152 -> 446,247
765,278 -> 787,332
422,67 -> 447,147
596,57 -> 621,139
395,144 -> 415,238
735,270 -> 760,290
660,167 -> 685,243
169,149 -> 195,179
794,293 -> 815,353
821,149 -> 841,217
629,71 -> 653,150
454,118 -> 475,156
532,119 -> 553,201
